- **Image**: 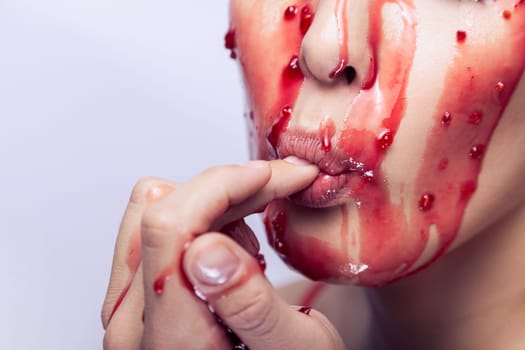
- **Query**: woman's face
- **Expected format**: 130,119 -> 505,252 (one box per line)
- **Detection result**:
228,0 -> 525,286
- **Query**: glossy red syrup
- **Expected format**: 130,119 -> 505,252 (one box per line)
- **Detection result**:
456,30 -> 467,43
283,55 -> 303,81
441,112 -> 452,127
224,29 -> 237,59
266,106 -> 293,157
469,144 -> 486,160
153,277 -> 165,295
262,0 -> 525,286
264,210 -> 288,256
418,193 -> 435,212
319,117 -> 336,152
300,6 -> 314,35
377,130 -> 394,151
503,10 -> 512,19
468,111 -> 483,125
285,5 -> 299,20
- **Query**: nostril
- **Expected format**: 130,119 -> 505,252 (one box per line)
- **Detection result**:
343,66 -> 357,84
329,65 -> 357,85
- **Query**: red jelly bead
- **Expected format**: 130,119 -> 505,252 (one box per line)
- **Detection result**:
441,112 -> 452,127
224,29 -> 237,59
153,277 -> 165,295
418,193 -> 435,212
300,6 -> 314,35
456,30 -> 467,43
283,55 -> 303,80
469,144 -> 486,160
468,111 -> 483,125
377,130 -> 394,150
284,5 -> 298,20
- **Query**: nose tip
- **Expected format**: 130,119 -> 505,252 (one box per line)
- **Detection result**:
299,0 -> 370,87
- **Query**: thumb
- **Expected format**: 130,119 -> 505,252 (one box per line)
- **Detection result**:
183,233 -> 346,350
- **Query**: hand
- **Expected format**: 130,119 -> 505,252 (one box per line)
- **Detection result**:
101,159 -> 346,349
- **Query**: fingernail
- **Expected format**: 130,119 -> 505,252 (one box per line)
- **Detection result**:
283,156 -> 313,166
191,244 -> 240,287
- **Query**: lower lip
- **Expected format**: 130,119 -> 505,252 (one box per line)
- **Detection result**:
290,171 -> 352,208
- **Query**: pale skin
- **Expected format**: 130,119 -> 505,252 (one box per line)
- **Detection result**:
103,0 -> 525,349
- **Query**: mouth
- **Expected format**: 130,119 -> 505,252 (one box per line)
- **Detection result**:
272,130 -> 374,208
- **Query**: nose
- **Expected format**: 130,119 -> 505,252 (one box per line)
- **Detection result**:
300,0 -> 370,86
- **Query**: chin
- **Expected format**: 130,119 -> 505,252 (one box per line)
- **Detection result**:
263,194 -> 452,287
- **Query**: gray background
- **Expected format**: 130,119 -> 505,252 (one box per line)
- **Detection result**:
0,1 -> 304,348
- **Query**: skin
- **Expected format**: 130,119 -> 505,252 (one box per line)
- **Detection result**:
103,0 -> 525,349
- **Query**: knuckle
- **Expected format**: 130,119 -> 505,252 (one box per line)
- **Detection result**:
103,326 -> 134,350
130,177 -> 160,205
224,289 -> 278,337
200,165 -> 236,180
140,206 -> 182,248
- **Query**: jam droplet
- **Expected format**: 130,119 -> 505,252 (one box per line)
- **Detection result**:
298,306 -> 312,315
418,193 -> 435,212
469,144 -> 486,160
377,130 -> 394,151
468,111 -> 483,125
496,81 -> 505,92
502,10 -> 512,20
441,112 -> 452,127
224,29 -> 237,59
456,30 -> 467,43
153,277 -> 165,295
283,55 -> 303,81
300,6 -> 314,35
284,5 -> 298,20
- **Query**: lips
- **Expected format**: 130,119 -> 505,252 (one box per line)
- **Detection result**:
273,130 -> 374,208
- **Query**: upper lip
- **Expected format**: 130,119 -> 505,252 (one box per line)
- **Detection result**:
274,129 -> 368,176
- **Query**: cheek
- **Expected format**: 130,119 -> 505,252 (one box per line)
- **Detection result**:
229,0 -> 319,158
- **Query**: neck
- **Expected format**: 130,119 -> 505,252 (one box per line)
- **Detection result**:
364,203 -> 525,350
